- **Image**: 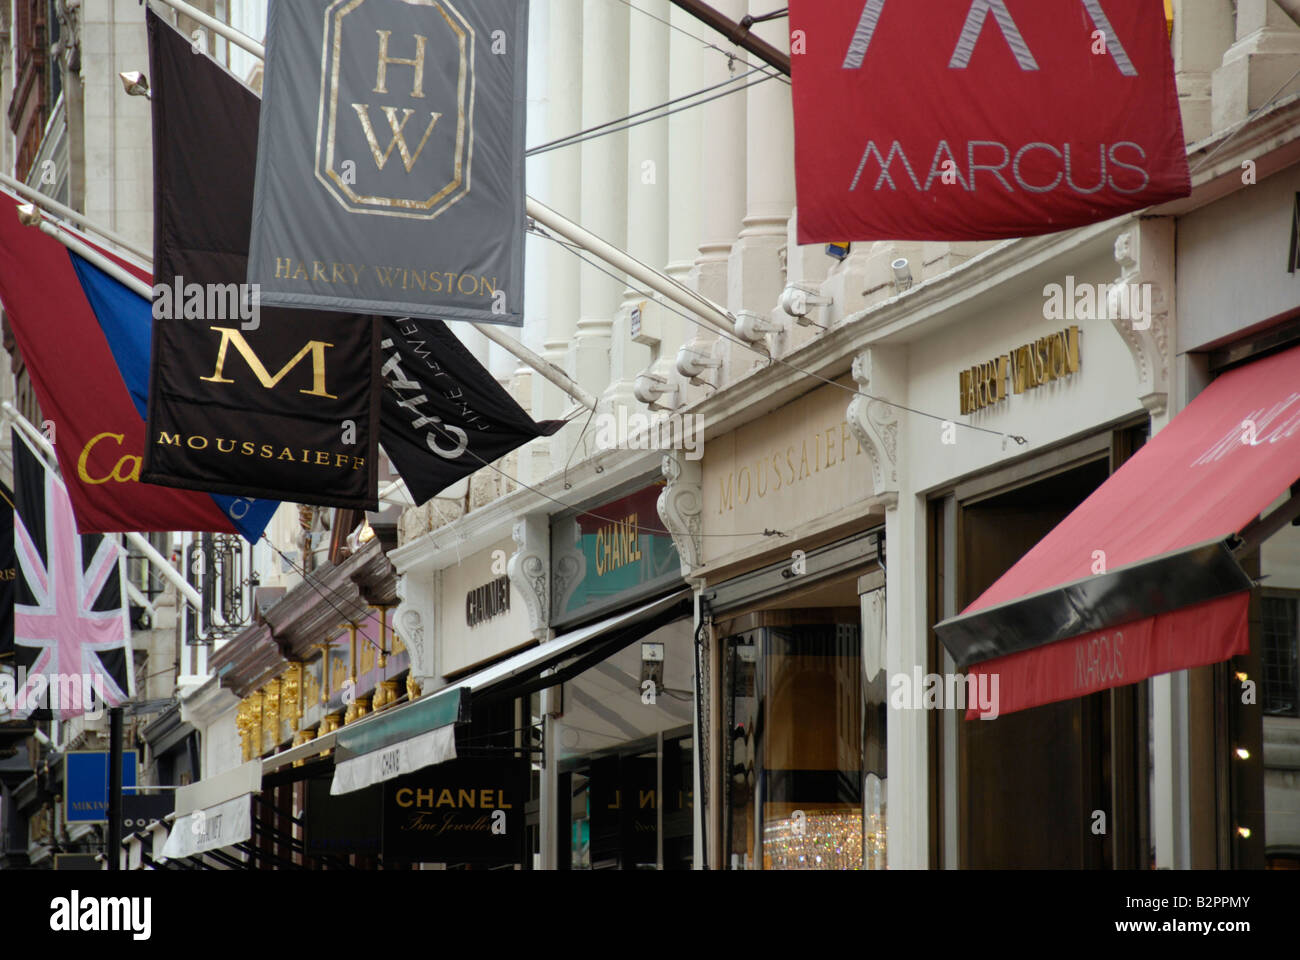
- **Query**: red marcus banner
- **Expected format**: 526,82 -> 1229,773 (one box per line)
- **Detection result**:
789,0 -> 1191,242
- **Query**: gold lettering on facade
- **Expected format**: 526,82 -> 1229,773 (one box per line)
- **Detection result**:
960,326 -> 1080,414
715,419 -> 864,515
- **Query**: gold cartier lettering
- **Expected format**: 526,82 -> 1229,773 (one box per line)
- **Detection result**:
78,432 -> 142,485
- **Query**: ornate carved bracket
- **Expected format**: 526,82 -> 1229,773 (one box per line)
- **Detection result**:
846,347 -> 902,509
507,516 -> 550,640
394,571 -> 435,684
1110,219 -> 1174,418
658,452 -> 703,575
550,519 -> 587,623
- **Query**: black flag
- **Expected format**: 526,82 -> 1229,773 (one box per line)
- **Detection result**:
142,9 -> 380,510
380,318 -> 564,506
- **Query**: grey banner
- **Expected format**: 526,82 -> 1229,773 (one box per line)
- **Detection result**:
248,0 -> 527,325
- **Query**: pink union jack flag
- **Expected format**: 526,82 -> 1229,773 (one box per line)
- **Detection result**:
10,428 -> 131,720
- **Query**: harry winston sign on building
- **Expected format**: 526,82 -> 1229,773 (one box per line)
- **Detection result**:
249,0 -> 529,325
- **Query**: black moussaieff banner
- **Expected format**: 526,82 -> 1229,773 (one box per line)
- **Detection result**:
142,9 -> 381,510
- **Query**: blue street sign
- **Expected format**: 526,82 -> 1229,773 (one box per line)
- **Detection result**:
63,751 -> 138,824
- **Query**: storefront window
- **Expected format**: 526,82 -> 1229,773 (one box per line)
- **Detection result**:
554,619 -> 696,869
725,620 -> 865,869
1258,497 -> 1300,867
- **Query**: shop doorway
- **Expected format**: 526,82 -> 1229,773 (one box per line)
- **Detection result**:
931,424 -> 1151,868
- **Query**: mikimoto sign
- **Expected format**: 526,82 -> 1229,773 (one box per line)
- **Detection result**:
789,0 -> 1190,241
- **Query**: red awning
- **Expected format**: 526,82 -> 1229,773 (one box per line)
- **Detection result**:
935,343 -> 1300,718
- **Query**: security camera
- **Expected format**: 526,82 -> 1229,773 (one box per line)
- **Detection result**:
634,371 -> 678,411
676,343 -> 722,385
779,284 -> 833,325
891,258 -> 913,294
733,310 -> 784,345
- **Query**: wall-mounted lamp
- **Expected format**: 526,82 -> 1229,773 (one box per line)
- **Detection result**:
119,71 -> 151,99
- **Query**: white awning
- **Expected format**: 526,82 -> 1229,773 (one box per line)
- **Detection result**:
325,591 -> 692,796
159,759 -> 260,861
160,793 -> 253,860
330,724 -> 456,795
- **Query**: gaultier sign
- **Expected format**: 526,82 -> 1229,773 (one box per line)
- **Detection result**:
439,537 -> 532,676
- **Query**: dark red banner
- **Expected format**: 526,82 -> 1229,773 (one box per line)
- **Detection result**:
965,593 -> 1249,719
789,0 -> 1190,241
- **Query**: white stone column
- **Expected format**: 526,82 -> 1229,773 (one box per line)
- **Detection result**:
1211,0 -> 1300,133
645,5 -> 709,410
542,0 -> 582,426
607,0 -> 670,414
573,0 -> 629,401
1173,0 -> 1235,143
685,0 -> 747,404
666,10 -> 705,295
516,0 -> 550,473
726,0 -> 794,317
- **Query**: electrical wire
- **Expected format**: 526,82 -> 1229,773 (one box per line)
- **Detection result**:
528,72 -> 777,157
611,0 -> 793,84
382,381 -> 792,540
526,66 -> 768,156
528,225 -> 1028,446
257,534 -> 386,655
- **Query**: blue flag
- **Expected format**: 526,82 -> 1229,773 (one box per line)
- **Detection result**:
69,252 -> 279,542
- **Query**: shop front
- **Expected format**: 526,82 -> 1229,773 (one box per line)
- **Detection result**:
540,476 -> 695,869
695,376 -> 887,870
903,224 -> 1163,869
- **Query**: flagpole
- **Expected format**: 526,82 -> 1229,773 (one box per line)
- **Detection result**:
0,174 -> 152,262
27,214 -> 152,299
156,0 -> 263,57
0,401 -> 204,611
107,706 -> 124,870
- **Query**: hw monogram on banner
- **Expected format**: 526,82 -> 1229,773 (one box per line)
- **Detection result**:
248,0 -> 530,325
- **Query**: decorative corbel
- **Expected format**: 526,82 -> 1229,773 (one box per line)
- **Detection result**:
507,515 -> 551,640
550,519 -> 587,624
1110,219 -> 1174,418
394,570 -> 435,687
846,347 -> 902,509
658,451 -> 703,575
